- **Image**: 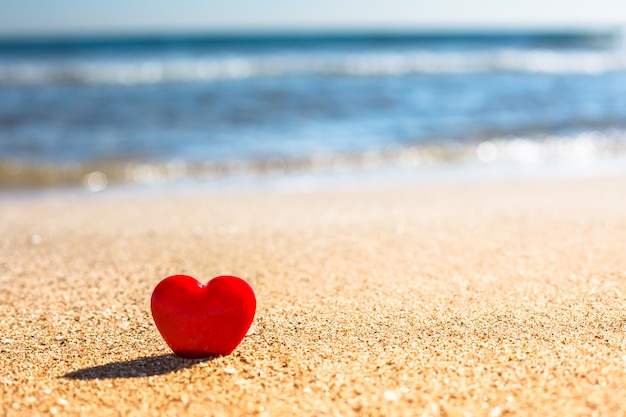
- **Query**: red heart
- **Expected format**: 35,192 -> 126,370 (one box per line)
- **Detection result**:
151,275 -> 256,358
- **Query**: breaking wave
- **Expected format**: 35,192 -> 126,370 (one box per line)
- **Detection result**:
3,48 -> 626,86
3,130 -> 626,189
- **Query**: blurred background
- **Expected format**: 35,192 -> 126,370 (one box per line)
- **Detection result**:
1,0 -> 625,192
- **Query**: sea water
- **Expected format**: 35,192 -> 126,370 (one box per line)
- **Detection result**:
1,29 -> 626,191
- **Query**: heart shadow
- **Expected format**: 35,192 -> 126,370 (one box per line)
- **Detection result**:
64,353 -> 217,380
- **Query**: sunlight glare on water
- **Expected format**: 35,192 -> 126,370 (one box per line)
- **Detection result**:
83,171 -> 108,192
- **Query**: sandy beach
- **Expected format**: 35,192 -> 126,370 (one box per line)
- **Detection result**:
2,176 -> 626,416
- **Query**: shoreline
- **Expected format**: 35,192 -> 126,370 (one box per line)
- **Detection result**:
4,130 -> 626,192
3,151 -> 626,203
2,175 -> 626,416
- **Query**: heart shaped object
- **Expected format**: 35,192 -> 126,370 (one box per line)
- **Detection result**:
151,275 -> 256,358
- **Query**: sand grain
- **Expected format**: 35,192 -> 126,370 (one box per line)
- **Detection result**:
2,178 -> 626,416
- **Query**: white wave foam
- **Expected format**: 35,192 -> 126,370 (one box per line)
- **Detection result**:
475,130 -> 626,166
1,48 -> 626,86
3,129 -> 626,189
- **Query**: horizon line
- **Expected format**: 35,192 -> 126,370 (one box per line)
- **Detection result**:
0,22 -> 623,42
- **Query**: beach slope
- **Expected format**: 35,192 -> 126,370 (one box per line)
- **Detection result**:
2,177 -> 626,416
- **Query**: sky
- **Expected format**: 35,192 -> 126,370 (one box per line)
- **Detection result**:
0,0 -> 625,37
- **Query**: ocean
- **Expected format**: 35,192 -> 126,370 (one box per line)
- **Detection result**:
2,29 -> 626,192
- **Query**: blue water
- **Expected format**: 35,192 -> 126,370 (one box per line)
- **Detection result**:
1,29 -> 626,189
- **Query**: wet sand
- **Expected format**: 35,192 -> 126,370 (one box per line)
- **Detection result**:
2,177 -> 626,416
